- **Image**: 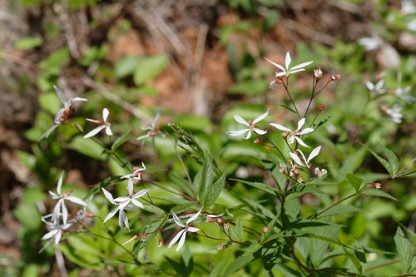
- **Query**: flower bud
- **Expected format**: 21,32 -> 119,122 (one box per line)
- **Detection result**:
282,132 -> 288,139
218,244 -> 225,251
320,102 -> 326,111
293,167 -> 300,176
254,138 -> 262,144
275,77 -> 282,84
207,217 -> 216,223
314,68 -> 323,80
158,239 -> 163,247
330,74 -> 341,81
279,167 -> 286,174
263,226 -> 269,234
297,177 -> 303,183
140,234 -> 147,241
86,212 -> 95,218
372,182 -> 382,189
224,222 -> 230,230
217,218 -> 224,226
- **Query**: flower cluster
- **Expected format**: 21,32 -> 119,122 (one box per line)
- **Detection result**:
40,172 -> 87,252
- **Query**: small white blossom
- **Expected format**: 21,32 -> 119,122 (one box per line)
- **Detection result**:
358,36 -> 382,51
290,146 -> 321,168
84,108 -> 113,138
49,172 -> 87,225
102,187 -> 149,230
121,162 -> 146,195
385,104 -> 403,123
168,210 -> 201,251
137,109 -> 164,144
395,73 -> 415,102
365,79 -> 385,96
38,86 -> 87,141
227,110 -> 268,140
314,167 -> 328,178
39,214 -> 72,252
266,52 -> 313,77
270,118 -> 314,147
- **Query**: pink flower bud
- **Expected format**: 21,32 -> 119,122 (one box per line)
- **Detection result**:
263,226 -> 269,234
330,74 -> 341,81
320,102 -> 326,111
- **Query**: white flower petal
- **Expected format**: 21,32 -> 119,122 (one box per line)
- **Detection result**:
187,227 -> 200,233
84,125 -> 106,138
168,229 -> 186,249
102,108 -> 109,122
285,52 -> 291,69
233,115 -> 249,126
275,71 -> 287,77
296,118 -> 306,131
265,57 -> 285,72
172,211 -> 185,227
42,229 -> 59,241
253,109 -> 269,124
66,196 -> 87,206
102,188 -> 115,204
290,61 -> 313,71
104,207 -> 119,223
38,124 -> 59,141
54,85 -> 67,105
294,136 -> 310,148
71,97 -> 88,102
54,230 -> 62,244
287,135 -> 295,144
365,81 -> 374,91
105,126 -> 113,136
186,209 -> 202,225
290,152 -> 305,167
132,189 -> 149,199
49,191 -> 59,199
243,130 -> 252,140
253,128 -> 267,135
61,202 -> 68,224
298,127 -> 314,135
269,123 -> 291,132
176,230 -> 188,251
57,172 -> 64,195
131,198 -> 144,208
227,129 -> 250,137
127,178 -> 134,196
307,146 -> 321,163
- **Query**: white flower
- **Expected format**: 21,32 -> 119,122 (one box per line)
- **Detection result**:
365,79 -> 385,96
227,110 -> 268,140
102,187 -> 149,230
395,73 -> 415,102
314,167 -> 328,178
358,36 -> 382,51
121,162 -> 146,195
49,172 -> 87,225
290,146 -> 321,168
38,85 -> 87,141
385,104 -> 403,123
84,108 -> 113,138
168,210 -> 201,251
39,214 -> 72,252
270,118 -> 314,147
266,52 -> 313,77
137,109 -> 164,143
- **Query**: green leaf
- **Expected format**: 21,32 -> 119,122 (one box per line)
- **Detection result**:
361,188 -> 397,201
346,173 -> 363,192
204,172 -> 226,207
364,144 -> 399,177
316,204 -> 362,218
69,136 -> 106,161
233,218 -> 244,241
133,55 -> 168,85
111,129 -> 131,151
224,246 -> 260,276
115,56 -> 141,78
15,37 -> 42,50
394,227 -> 414,273
228,80 -> 268,96
197,154 -> 216,207
142,204 -> 165,215
231,178 -> 279,196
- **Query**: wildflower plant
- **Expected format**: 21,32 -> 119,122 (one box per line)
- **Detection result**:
33,53 -> 416,277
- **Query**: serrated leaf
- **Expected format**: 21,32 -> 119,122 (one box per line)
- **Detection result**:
279,104 -> 297,115
142,204 -> 165,215
346,173 -> 363,192
364,144 -> 399,177
234,218 -> 244,241
316,204 -> 362,218
204,172 -> 226,207
394,228 -> 414,272
111,129 -> 131,151
361,188 -> 397,201
197,154 -> 215,207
